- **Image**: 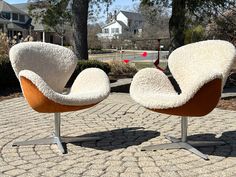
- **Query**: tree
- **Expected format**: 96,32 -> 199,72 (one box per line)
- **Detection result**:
138,2 -> 169,50
28,0 -> 71,46
72,0 -> 114,60
206,8 -> 236,46
29,0 -> 114,60
140,0 -> 236,52
88,24 -> 102,50
42,0 -> 71,46
71,0 -> 89,60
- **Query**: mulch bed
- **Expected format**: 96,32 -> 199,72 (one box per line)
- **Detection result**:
216,98 -> 236,111
0,92 -> 22,102
0,87 -> 22,102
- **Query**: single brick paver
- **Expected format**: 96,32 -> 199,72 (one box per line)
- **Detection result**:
1,93 -> 236,176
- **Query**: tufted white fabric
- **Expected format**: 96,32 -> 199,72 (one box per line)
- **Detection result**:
9,42 -> 110,106
168,40 -> 236,92
19,68 -> 110,106
9,42 -> 77,93
130,40 -> 236,109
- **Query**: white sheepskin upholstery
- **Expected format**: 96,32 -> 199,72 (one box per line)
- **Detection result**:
19,68 -> 110,106
9,42 -> 77,93
130,40 -> 236,109
9,42 -> 110,106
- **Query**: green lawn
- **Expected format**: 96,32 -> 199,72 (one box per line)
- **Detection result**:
134,61 -> 167,70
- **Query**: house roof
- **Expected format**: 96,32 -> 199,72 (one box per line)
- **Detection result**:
102,20 -> 114,28
7,22 -> 27,30
12,2 -> 46,31
0,0 -> 27,15
102,20 -> 118,28
117,20 -> 128,29
102,20 -> 129,29
12,3 -> 29,13
0,17 -> 8,23
120,10 -> 143,21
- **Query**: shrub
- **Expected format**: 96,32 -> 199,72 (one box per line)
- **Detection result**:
0,33 -> 10,57
0,32 -> 34,90
109,60 -> 137,77
76,60 -> 111,74
67,60 -> 111,86
0,56 -> 19,88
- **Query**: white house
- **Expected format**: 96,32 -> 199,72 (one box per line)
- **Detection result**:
98,10 -> 144,40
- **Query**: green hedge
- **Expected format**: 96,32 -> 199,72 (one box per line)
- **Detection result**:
0,56 -> 19,89
76,60 -> 111,74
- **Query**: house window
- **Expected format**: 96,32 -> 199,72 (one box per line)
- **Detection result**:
116,28 -> 119,33
128,20 -> 132,27
19,15 -> 25,22
111,28 -> 119,33
12,13 -> 18,21
104,28 -> 109,33
40,32 -> 44,40
50,35 -> 54,43
8,30 -> 13,38
1,12 -> 10,20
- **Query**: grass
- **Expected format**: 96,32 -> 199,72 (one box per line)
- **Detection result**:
134,61 -> 168,70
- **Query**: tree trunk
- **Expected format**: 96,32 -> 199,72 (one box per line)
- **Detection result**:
165,0 -> 186,74
61,36 -> 64,46
72,0 -> 89,60
169,0 -> 186,53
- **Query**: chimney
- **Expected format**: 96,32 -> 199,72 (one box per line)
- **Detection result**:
114,10 -> 117,20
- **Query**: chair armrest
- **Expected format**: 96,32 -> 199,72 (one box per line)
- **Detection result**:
130,68 -> 177,96
70,68 -> 110,97
19,70 -> 57,99
19,69 -> 110,107
130,68 -> 223,110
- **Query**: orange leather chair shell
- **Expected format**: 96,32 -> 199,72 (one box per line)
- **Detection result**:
152,78 -> 222,116
20,77 -> 95,113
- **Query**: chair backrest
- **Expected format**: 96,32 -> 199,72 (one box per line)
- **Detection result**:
9,42 -> 77,92
168,40 -> 236,94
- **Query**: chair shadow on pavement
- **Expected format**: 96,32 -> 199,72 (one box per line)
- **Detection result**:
66,128 -> 236,158
186,130 -> 236,157
69,127 -> 160,152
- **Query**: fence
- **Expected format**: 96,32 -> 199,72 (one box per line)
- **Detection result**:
90,50 -> 169,63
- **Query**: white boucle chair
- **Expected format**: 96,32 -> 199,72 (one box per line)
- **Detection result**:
9,42 -> 110,154
130,40 -> 236,160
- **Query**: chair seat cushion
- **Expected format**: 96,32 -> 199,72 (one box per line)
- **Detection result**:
20,77 -> 95,113
19,68 -> 110,113
130,68 -> 222,112
152,78 -> 222,116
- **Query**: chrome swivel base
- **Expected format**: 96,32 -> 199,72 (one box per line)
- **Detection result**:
12,113 -> 100,154
141,117 -> 225,160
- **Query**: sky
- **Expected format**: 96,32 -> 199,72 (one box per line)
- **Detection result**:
5,0 -> 139,9
5,0 -> 140,23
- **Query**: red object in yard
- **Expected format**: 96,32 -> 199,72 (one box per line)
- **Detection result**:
154,58 -> 164,72
141,51 -> 148,57
123,59 -> 131,64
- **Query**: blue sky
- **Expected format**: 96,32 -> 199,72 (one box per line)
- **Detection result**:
5,0 -> 26,4
5,0 -> 139,22
5,0 -> 139,9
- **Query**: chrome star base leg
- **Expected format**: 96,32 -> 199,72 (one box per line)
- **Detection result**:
12,113 -> 100,154
141,117 -> 225,160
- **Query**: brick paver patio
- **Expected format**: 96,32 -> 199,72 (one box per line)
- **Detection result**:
1,93 -> 236,177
